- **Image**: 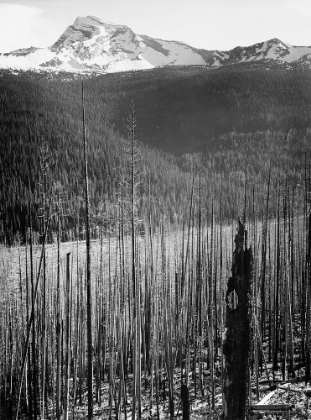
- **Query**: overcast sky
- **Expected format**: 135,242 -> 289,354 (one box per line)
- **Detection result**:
0,0 -> 310,53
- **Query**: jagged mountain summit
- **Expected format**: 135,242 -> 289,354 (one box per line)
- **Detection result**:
0,16 -> 311,73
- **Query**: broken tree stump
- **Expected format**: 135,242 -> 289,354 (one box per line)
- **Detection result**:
222,221 -> 253,420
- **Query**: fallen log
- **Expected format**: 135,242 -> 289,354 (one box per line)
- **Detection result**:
251,404 -> 295,411
250,403 -> 295,420
256,389 -> 276,405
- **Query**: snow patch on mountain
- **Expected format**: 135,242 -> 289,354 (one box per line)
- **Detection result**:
147,39 -> 206,66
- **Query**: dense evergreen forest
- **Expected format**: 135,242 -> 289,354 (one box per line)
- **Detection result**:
0,62 -> 311,244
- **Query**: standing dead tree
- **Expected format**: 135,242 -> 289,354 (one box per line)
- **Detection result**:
82,82 -> 93,420
222,221 -> 253,420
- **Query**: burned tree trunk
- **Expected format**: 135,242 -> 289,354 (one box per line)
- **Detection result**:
181,384 -> 190,420
223,221 -> 253,420
306,212 -> 311,384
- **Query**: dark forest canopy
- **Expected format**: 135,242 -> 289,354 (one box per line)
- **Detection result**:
0,62 -> 310,244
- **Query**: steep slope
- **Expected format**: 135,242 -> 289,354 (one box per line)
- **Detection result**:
0,16 -> 310,73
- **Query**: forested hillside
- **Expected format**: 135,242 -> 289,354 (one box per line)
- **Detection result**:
98,62 -> 311,153
0,63 -> 310,243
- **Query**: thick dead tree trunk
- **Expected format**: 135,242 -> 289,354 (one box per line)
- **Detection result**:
181,384 -> 190,420
223,221 -> 253,420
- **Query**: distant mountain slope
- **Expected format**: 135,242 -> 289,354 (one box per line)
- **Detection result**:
91,63 -> 311,154
0,15 -> 310,73
217,38 -> 311,65
0,65 -> 310,243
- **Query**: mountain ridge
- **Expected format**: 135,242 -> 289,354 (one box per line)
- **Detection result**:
0,15 -> 311,73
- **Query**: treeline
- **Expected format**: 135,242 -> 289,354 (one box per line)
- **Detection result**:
0,64 -> 310,244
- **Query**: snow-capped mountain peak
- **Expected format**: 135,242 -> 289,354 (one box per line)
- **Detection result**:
0,16 -> 310,74
51,16 -> 133,51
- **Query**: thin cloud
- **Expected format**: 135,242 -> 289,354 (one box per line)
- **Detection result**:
0,3 -> 59,52
0,4 -> 44,52
285,0 -> 311,16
